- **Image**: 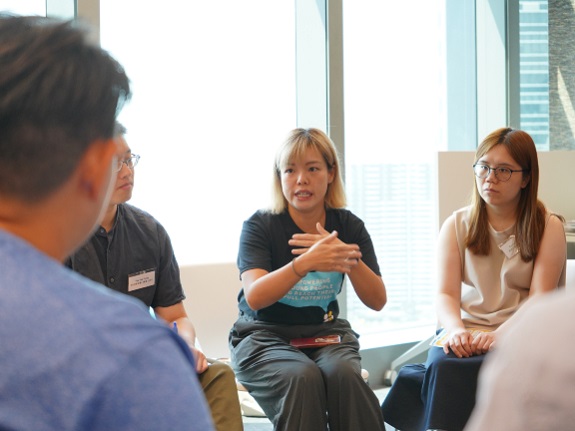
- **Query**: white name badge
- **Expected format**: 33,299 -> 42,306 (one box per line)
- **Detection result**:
498,235 -> 519,259
128,269 -> 156,291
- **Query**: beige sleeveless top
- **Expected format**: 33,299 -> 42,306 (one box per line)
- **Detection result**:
454,206 -> 565,330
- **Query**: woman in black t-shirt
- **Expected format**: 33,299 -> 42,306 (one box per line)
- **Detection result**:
229,128 -> 387,431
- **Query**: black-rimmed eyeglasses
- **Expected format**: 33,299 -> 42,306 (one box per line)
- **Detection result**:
115,154 -> 140,172
473,163 -> 528,182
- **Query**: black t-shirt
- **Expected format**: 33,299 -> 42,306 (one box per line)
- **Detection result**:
237,208 -> 380,325
67,204 -> 185,308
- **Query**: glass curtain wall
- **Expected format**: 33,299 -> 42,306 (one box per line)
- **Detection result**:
342,1 -> 450,345
0,0 -> 45,14
341,0 -> 565,346
518,0 -> 550,150
99,1 -> 297,265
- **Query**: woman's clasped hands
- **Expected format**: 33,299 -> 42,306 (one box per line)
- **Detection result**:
443,328 -> 496,358
289,222 -> 362,274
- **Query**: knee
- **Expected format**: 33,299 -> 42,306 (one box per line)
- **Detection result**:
321,358 -> 361,385
427,355 -> 458,376
290,360 -> 323,382
201,361 -> 237,390
211,361 -> 236,378
267,360 -> 323,394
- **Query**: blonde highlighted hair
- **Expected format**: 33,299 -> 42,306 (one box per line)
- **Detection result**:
270,128 -> 346,214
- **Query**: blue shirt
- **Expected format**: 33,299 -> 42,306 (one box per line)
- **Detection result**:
0,229 -> 214,431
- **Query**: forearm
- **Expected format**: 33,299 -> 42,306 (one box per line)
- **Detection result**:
347,260 -> 386,310
436,292 -> 465,332
243,262 -> 303,310
154,303 -> 197,348
172,316 -> 197,348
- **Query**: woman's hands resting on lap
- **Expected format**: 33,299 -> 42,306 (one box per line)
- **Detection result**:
443,328 -> 496,358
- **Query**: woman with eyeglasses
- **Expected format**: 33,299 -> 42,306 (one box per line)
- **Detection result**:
381,127 -> 566,431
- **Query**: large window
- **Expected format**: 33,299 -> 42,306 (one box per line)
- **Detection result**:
100,1 -> 296,265
27,0 -> 569,356
518,0 -> 549,149
340,0 -> 560,346
342,1 -> 449,345
0,0 -> 45,14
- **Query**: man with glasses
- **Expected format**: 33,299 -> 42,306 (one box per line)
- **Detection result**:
67,123 -> 243,431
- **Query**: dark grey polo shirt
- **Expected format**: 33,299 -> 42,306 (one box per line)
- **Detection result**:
67,204 -> 185,308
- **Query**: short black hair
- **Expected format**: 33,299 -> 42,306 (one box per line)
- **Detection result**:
0,14 -> 131,201
114,121 -> 127,137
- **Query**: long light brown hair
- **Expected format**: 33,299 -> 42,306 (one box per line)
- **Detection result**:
466,127 -> 552,261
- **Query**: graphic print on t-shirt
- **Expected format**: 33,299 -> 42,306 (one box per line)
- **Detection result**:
279,271 -> 342,311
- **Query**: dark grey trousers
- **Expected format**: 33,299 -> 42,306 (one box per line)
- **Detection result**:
230,318 -> 385,431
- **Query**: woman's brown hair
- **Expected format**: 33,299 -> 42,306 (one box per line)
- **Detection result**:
466,127 -> 553,261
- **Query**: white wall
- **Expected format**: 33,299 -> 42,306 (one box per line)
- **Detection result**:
437,151 -> 575,227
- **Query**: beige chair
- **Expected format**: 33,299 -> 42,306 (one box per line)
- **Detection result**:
565,258 -> 575,293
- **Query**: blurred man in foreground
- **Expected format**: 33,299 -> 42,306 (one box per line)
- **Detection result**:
0,14 -> 214,431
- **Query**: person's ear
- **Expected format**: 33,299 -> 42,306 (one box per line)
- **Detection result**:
327,165 -> 336,184
77,138 -> 118,201
521,173 -> 531,189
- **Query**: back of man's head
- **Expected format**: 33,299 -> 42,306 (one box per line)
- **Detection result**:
0,14 -> 131,202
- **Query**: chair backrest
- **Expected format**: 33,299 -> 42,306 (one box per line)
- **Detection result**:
179,262 -> 241,359
566,259 -> 575,293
